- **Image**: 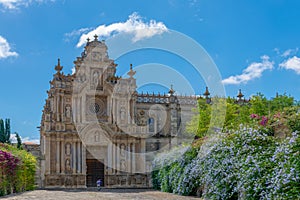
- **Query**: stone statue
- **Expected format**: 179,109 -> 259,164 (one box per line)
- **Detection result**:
65,159 -> 71,173
65,143 -> 71,155
93,70 -> 99,85
120,143 -> 126,157
120,107 -> 126,121
65,105 -> 71,118
120,159 -> 126,171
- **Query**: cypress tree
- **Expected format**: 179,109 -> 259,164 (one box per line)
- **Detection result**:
0,118 -> 11,144
5,119 -> 11,144
15,132 -> 22,149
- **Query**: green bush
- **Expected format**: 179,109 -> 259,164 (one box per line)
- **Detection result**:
0,143 -> 37,196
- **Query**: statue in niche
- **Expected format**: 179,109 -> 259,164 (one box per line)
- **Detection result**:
93,70 -> 99,85
65,143 -> 71,155
120,143 -> 126,157
120,107 -> 126,121
65,159 -> 71,173
120,159 -> 126,171
65,105 -> 71,118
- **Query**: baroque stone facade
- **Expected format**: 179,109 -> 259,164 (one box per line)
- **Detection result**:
39,36 -> 197,188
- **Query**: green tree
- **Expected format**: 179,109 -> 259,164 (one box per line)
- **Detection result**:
0,119 -> 11,144
249,93 -> 269,116
15,132 -> 22,149
270,94 -> 294,112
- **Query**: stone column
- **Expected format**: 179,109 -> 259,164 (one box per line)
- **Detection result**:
140,139 -> 146,173
82,144 -> 86,175
45,135 -> 51,174
56,138 -> 60,173
108,142 -> 112,173
61,138 -> 65,174
72,140 -> 77,174
128,143 -> 132,173
77,142 -> 81,173
116,142 -> 120,173
132,143 -> 135,173
112,142 -> 116,174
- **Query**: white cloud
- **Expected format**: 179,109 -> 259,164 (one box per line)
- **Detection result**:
0,35 -> 18,59
76,12 -> 168,47
0,0 -> 55,10
10,133 -> 40,144
222,55 -> 274,85
279,56 -> 300,75
281,48 -> 298,57
64,27 -> 93,42
71,66 -> 75,74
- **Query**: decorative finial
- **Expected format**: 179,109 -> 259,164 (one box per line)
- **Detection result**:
94,34 -> 98,41
55,58 -> 63,73
203,86 -> 210,98
169,84 -> 175,95
127,64 -> 136,78
237,89 -> 244,99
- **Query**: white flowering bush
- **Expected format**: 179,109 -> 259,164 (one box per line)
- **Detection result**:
264,132 -> 300,199
152,126 -> 300,199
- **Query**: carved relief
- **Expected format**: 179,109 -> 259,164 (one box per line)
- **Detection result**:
94,131 -> 100,142
92,70 -> 99,85
40,36 -> 194,189
120,107 -> 126,121
120,143 -> 126,157
120,159 -> 126,171
65,143 -> 71,156
64,176 -> 72,186
65,105 -> 71,118
65,159 -> 71,173
137,110 -> 147,125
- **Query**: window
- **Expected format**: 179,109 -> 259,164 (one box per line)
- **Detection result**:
148,118 -> 155,132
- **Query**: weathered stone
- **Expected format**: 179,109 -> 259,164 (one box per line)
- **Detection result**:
39,37 -> 197,188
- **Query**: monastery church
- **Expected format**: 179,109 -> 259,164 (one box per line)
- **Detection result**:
39,35 -> 197,188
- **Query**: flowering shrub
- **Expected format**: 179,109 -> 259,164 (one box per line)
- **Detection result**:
0,143 -> 36,196
264,132 -> 300,199
152,127 -> 300,199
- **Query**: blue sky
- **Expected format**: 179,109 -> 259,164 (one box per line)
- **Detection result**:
0,0 -> 300,143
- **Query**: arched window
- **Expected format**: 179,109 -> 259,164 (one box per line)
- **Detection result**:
148,118 -> 155,132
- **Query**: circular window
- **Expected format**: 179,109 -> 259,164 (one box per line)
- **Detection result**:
89,103 -> 100,114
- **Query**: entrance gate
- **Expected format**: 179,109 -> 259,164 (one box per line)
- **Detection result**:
86,159 -> 105,187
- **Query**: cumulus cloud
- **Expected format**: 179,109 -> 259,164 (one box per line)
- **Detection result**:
222,55 -> 274,85
279,56 -> 300,75
76,12 -> 168,47
281,48 -> 298,57
0,0 -> 55,10
0,35 -> 18,59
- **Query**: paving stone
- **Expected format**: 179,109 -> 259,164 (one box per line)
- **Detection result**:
2,189 -> 199,200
